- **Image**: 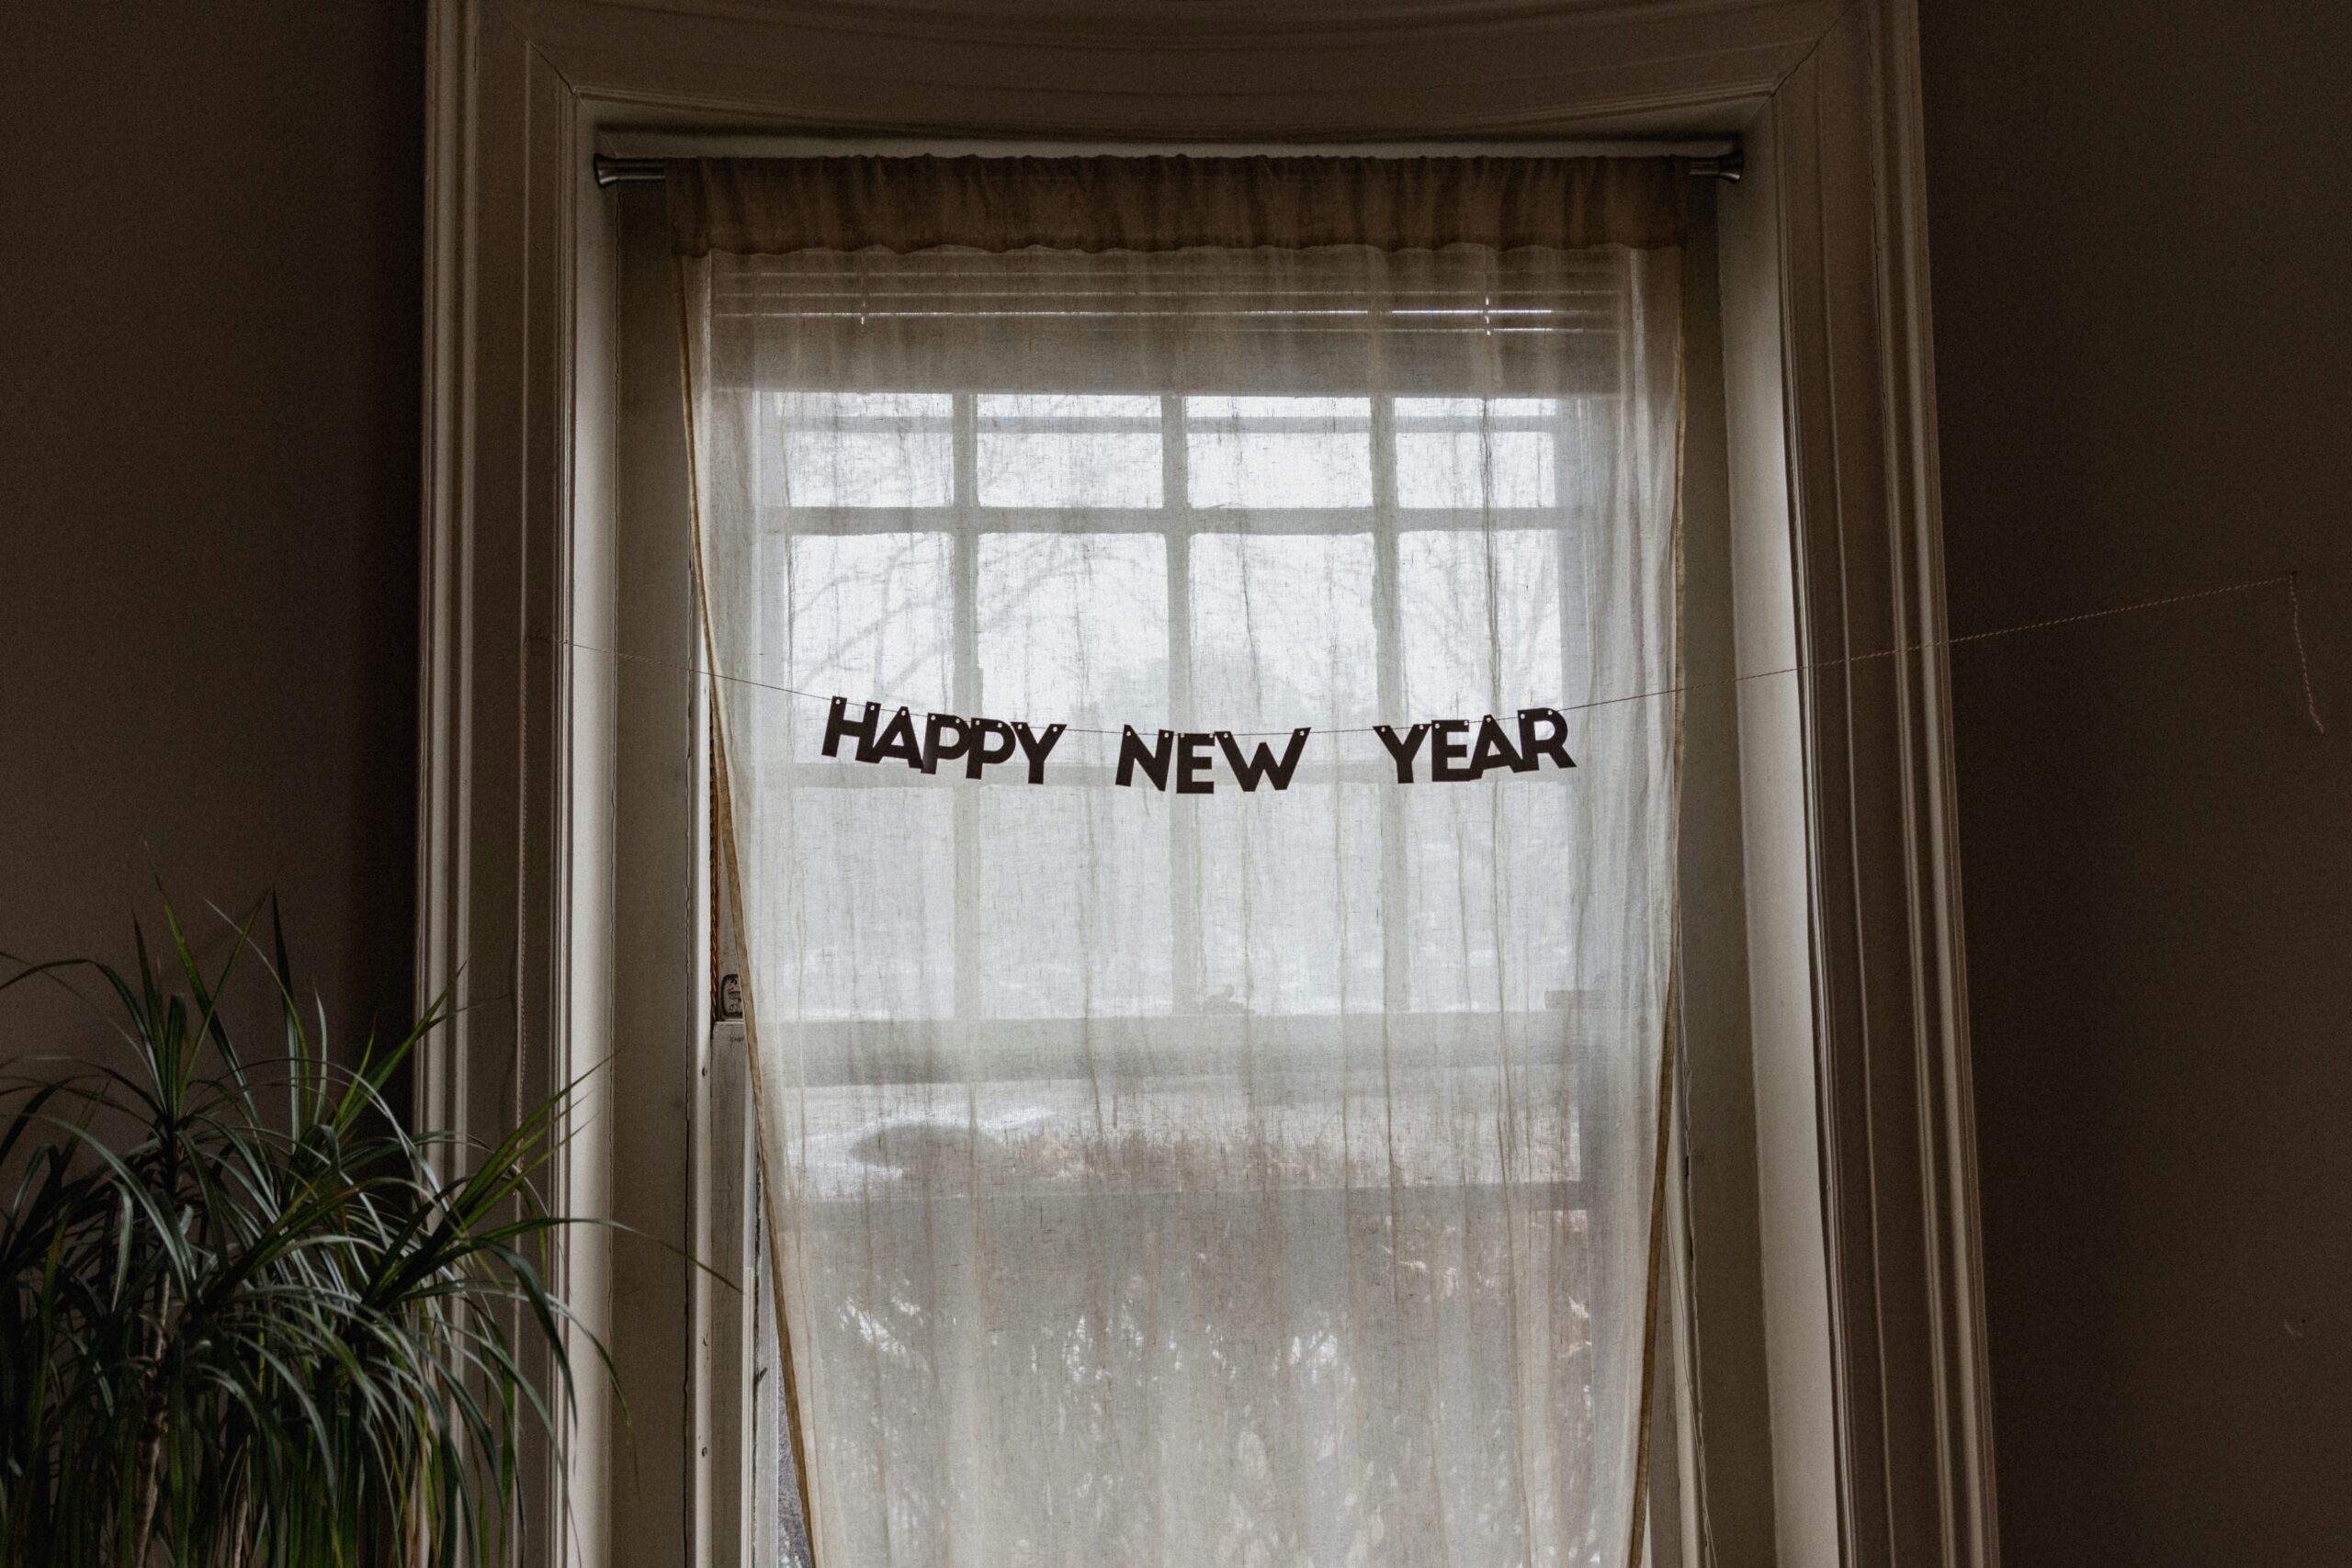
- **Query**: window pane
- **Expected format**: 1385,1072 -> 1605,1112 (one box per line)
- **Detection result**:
1189,534 -> 1378,729
1394,398 -> 1561,509
978,534 -> 1167,727
1396,434 -> 1557,509
1396,529 -> 1565,717
1187,396 -> 1373,509
761,786 -> 955,1021
978,394 -> 1163,508
1196,784 -> 1385,1016
1401,783 -> 1582,1012
772,391 -> 954,507
973,786 -> 1172,1018
786,532 -> 956,716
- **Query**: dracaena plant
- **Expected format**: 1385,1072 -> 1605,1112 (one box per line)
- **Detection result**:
0,901 -> 609,1568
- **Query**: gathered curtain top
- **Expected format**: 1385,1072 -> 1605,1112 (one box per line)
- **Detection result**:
667,153 -> 1687,257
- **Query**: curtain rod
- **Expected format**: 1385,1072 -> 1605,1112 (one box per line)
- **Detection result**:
593,147 -> 1742,188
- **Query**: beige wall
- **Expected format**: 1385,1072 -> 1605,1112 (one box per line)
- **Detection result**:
2,0 -> 2346,1558
1920,1 -> 2350,1561
0,3 -> 423,1060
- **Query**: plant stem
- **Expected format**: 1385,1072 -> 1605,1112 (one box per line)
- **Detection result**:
130,1275 -> 172,1568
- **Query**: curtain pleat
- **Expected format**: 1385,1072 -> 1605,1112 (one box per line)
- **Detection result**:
676,155 -> 1684,1568
669,153 -> 1687,256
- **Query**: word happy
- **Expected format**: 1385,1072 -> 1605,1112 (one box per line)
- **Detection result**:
822,698 -> 1577,790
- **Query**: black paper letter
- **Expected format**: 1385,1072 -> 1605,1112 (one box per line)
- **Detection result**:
1116,727 -> 1173,791
1374,723 -> 1430,784
966,718 -> 1018,780
1516,707 -> 1576,771
870,707 -> 926,770
1429,719 -> 1475,782
823,696 -> 881,761
1470,714 -> 1532,779
1013,722 -> 1066,784
1177,732 -> 1217,795
922,713 -> 972,776
1217,728 -> 1313,792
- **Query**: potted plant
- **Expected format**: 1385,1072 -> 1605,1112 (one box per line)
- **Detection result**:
1,900 -> 607,1567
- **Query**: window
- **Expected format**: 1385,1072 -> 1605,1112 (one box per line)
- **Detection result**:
766,388 -> 1601,1023
687,190 -> 1682,1568
427,10 -> 1989,1563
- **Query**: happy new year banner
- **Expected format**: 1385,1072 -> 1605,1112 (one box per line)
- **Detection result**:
821,696 -> 1578,791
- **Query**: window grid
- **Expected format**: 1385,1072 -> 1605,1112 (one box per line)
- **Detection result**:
769,389 -> 1589,1025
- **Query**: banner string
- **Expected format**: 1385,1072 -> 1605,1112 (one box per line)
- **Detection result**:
545,569 -> 2326,739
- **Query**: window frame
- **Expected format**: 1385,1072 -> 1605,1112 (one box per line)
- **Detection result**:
415,5 -> 1994,1567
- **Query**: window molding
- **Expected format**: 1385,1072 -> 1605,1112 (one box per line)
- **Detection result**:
416,3 -> 1994,1565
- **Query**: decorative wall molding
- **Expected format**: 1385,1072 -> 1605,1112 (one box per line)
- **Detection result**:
416,2 -> 1996,1562
1760,4 -> 1998,1562
536,0 -> 1844,62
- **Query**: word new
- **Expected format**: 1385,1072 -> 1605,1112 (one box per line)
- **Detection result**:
1115,728 -> 1314,793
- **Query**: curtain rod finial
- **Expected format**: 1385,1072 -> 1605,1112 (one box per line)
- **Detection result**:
1687,147 -> 1743,183
594,154 -> 666,187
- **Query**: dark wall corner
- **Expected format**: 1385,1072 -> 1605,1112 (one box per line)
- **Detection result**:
1919,1 -> 2352,1562
0,2 -> 427,1089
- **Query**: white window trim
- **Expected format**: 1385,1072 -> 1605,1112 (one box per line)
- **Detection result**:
415,5 -> 1995,1566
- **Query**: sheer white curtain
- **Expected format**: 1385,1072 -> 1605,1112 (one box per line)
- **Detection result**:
679,159 -> 1683,1568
